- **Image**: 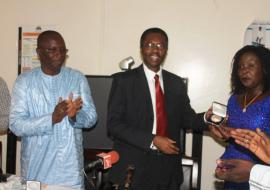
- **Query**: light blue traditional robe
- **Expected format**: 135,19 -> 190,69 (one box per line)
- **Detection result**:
9,67 -> 97,190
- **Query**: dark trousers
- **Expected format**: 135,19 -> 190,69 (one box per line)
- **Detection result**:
127,152 -> 180,190
224,181 -> 250,190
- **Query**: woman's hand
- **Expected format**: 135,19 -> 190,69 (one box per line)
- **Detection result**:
209,124 -> 234,142
231,128 -> 270,164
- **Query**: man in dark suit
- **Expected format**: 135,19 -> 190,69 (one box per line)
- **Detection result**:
107,27 -> 206,190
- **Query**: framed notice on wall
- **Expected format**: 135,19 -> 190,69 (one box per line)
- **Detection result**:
18,25 -> 55,74
244,20 -> 270,48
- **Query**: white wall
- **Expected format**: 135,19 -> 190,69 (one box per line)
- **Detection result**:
1,0 -> 270,189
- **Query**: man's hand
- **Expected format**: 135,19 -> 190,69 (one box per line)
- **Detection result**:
215,159 -> 254,183
66,93 -> 83,121
205,107 -> 213,121
153,136 -> 179,154
52,97 -> 68,124
231,128 -> 270,164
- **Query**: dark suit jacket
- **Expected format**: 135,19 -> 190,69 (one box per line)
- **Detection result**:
107,64 -> 205,189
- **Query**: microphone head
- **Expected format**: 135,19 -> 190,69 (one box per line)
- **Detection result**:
107,151 -> 120,164
119,56 -> 134,70
96,151 -> 120,169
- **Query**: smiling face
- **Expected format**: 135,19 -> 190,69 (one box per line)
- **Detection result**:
37,33 -> 67,76
141,33 -> 168,72
237,52 -> 264,92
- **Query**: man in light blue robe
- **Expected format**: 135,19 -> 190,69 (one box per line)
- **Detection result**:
9,30 -> 97,190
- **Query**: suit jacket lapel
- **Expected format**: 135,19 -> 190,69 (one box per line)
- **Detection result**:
136,65 -> 154,129
137,64 -> 153,109
162,70 -> 173,133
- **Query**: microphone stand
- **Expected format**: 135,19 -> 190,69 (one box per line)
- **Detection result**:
124,165 -> 135,190
84,166 -> 108,190
106,165 -> 135,190
83,168 -> 98,190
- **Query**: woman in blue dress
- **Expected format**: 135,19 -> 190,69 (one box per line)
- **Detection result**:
212,45 -> 270,190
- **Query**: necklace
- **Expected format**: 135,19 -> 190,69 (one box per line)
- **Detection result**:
242,92 -> 262,112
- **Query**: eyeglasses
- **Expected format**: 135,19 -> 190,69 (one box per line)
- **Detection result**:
142,42 -> 167,50
42,47 -> 68,54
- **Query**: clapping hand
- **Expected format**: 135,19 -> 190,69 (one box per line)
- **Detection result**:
52,97 -> 68,124
231,128 -> 270,164
66,93 -> 83,121
52,93 -> 83,124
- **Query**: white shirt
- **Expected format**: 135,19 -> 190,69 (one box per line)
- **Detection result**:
143,64 -> 164,134
143,64 -> 164,149
249,164 -> 270,190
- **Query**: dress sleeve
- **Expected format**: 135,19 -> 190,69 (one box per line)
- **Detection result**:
249,164 -> 270,189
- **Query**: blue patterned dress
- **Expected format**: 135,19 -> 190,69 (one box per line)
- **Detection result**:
221,95 -> 270,189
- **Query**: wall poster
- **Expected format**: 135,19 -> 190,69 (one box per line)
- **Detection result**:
18,25 -> 55,74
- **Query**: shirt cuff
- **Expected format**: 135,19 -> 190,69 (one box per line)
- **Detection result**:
150,141 -> 157,150
203,112 -> 208,123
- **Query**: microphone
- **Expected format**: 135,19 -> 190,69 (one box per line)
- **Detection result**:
119,56 -> 135,70
84,151 -> 119,171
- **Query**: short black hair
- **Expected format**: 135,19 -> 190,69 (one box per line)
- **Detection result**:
231,45 -> 270,94
140,27 -> 168,48
37,30 -> 64,48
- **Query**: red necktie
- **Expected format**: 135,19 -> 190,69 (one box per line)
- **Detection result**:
155,74 -> 168,137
